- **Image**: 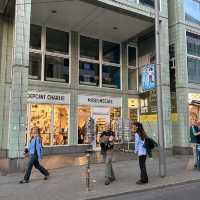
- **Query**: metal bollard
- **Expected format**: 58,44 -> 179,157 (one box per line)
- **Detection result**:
85,149 -> 93,191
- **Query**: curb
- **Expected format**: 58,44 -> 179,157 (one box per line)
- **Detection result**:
85,178 -> 200,200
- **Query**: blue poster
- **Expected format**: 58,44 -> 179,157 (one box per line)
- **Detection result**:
141,64 -> 156,91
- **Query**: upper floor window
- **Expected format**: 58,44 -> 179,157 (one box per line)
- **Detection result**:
46,28 -> 69,54
103,41 -> 120,64
185,0 -> 200,25
79,36 -> 121,89
128,46 -> 137,90
187,32 -> 200,57
126,0 -> 155,8
139,0 -> 154,7
80,36 -> 99,60
187,32 -> 200,84
29,25 -> 69,83
30,24 -> 41,50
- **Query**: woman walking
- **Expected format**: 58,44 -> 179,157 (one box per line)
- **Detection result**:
19,127 -> 49,183
133,122 -> 148,184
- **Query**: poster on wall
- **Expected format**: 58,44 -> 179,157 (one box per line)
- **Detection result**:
140,64 -> 156,92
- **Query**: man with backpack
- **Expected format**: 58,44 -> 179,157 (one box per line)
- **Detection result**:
100,124 -> 116,185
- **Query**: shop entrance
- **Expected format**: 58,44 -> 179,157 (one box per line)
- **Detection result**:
78,105 -> 121,149
92,107 -> 110,149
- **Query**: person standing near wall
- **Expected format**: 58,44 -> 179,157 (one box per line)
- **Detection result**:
133,122 -> 148,184
190,116 -> 200,168
100,124 -> 116,185
19,127 -> 50,183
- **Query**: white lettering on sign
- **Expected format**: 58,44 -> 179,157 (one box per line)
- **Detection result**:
27,91 -> 70,104
78,95 -> 121,107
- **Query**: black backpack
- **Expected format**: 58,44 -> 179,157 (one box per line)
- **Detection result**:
144,137 -> 158,157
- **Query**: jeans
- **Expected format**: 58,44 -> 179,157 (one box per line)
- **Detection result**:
139,155 -> 148,182
24,154 -> 49,181
103,149 -> 115,179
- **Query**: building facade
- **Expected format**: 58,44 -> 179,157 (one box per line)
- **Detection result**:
0,0 -> 198,171
168,0 -> 200,153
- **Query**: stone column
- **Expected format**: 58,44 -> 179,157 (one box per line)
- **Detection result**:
0,16 -> 14,158
172,0 -> 189,149
7,0 -> 31,161
121,43 -> 128,120
69,31 -> 79,144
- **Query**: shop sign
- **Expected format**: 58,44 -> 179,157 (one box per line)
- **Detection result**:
78,95 -> 122,107
140,113 -> 178,123
27,91 -> 70,104
189,93 -> 200,104
128,98 -> 139,108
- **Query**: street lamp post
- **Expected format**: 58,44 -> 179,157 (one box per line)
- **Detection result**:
155,0 -> 166,177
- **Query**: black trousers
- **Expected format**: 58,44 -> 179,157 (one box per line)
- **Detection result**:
139,155 -> 148,182
24,154 -> 49,181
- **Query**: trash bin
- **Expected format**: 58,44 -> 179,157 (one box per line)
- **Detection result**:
196,144 -> 200,170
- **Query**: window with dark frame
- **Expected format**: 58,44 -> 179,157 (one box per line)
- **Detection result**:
187,32 -> 200,84
29,25 -> 70,83
128,46 -> 137,90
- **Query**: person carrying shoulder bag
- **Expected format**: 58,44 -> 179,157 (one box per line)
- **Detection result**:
100,123 -> 116,185
19,127 -> 50,184
133,122 -> 148,184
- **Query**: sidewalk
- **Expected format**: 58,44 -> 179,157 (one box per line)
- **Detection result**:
0,154 -> 200,200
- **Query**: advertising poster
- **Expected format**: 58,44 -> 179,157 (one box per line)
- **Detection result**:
141,64 -> 156,92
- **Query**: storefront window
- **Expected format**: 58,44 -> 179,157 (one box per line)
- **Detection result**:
45,56 -> 69,83
128,98 -> 139,122
103,41 -> 120,64
79,61 -> 99,86
29,52 -> 41,80
29,104 -> 69,146
78,105 -> 121,145
80,36 -> 99,60
102,65 -> 120,89
30,24 -> 41,50
46,28 -> 69,54
185,0 -> 200,25
53,105 -> 69,145
78,106 -> 91,144
30,104 -> 52,145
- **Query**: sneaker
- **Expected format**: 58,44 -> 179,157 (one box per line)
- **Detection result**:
136,180 -> 148,185
44,172 -> 50,180
109,177 -> 116,182
104,179 -> 111,185
44,174 -> 49,180
19,179 -> 29,184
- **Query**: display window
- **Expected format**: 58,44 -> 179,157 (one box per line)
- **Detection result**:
27,104 -> 69,146
77,106 -> 121,147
